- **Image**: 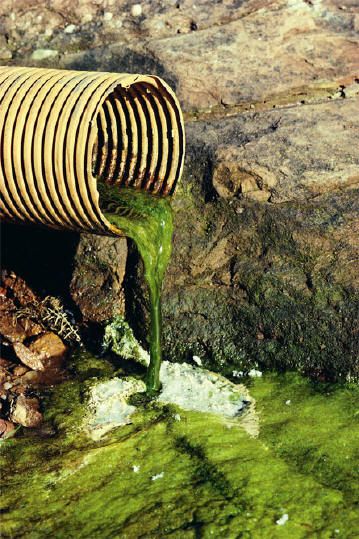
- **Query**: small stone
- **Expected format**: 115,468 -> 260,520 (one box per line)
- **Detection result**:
0,368 -> 8,383
14,333 -> 67,372
131,4 -> 142,17
10,395 -> 42,428
248,369 -> 262,378
29,332 -> 67,369
31,49 -> 58,61
0,297 -> 40,344
1,271 -> 38,305
192,355 -> 202,366
13,365 -> 29,377
241,176 -> 258,194
0,419 -> 15,438
276,514 -> 289,526
64,24 -> 77,34
0,358 -> 12,369
151,472 -> 164,481
3,381 -> 12,390
103,12 -> 113,22
12,384 -> 27,396
132,465 -> 140,473
13,342 -> 45,371
0,36 -> 12,60
82,13 -> 93,24
285,400 -> 291,405
244,189 -> 271,203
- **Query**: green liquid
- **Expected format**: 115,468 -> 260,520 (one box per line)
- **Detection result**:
97,182 -> 173,396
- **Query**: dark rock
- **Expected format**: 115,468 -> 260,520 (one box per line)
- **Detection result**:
70,234 -> 127,322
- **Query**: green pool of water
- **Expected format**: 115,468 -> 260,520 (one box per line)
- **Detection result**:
1,358 -> 358,538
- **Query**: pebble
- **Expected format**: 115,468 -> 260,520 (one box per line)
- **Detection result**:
64,24 -> 77,34
31,49 -> 58,61
132,465 -> 140,473
0,418 -> 15,438
192,355 -> 202,366
248,369 -> 262,378
276,514 -> 289,526
0,35 -> 12,59
285,399 -> 291,405
103,12 -> 113,22
13,366 -> 29,377
10,395 -> 42,428
82,14 -> 93,24
131,4 -> 142,17
151,472 -> 164,481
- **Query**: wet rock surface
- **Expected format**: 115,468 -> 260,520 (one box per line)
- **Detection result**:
1,0 -> 358,380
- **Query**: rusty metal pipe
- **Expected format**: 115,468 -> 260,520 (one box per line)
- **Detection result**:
0,66 -> 185,236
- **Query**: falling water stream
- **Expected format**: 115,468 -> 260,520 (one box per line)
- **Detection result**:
97,181 -> 173,395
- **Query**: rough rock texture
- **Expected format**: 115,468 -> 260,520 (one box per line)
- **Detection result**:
70,235 -> 127,322
1,0 -> 358,379
126,97 -> 359,380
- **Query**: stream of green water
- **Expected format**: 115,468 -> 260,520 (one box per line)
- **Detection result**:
97,182 -> 173,395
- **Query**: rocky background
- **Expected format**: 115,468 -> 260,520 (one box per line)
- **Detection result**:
1,0 -> 358,381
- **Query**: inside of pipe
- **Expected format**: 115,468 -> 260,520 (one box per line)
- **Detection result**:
92,81 -> 183,197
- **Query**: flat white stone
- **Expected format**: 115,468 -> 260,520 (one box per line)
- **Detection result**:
88,319 -> 259,439
86,360 -> 258,440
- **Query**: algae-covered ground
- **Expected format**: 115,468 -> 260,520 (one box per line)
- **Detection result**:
1,349 -> 358,539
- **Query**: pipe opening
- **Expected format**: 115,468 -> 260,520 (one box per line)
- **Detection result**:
92,80 -> 183,196
1,67 -> 185,235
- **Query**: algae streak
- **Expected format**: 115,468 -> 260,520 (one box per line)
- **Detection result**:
98,182 -> 173,395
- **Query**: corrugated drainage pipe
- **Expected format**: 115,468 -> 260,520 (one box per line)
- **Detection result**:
0,66 -> 185,235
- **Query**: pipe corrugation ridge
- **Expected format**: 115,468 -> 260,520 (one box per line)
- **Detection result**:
0,66 -> 185,236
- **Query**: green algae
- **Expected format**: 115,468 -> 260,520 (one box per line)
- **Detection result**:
1,356 -> 358,538
97,183 -> 173,395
